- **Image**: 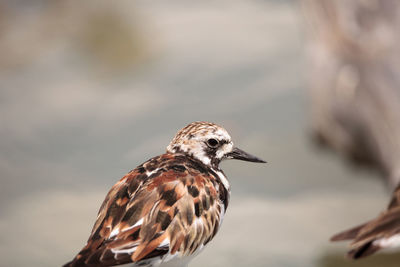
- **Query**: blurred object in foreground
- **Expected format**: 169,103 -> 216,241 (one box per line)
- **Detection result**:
330,184 -> 400,259
302,0 -> 400,260
302,0 -> 400,187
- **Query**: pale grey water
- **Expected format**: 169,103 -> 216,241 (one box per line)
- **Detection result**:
0,1 -> 397,266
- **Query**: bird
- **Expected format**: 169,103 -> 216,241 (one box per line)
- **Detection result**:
331,184 -> 400,259
63,121 -> 265,267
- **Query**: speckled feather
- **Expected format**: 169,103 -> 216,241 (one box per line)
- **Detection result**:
63,153 -> 229,267
64,121 -> 265,267
331,184 -> 400,259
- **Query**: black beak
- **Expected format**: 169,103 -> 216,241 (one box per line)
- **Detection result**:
225,147 -> 266,163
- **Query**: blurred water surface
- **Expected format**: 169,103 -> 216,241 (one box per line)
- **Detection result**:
0,1 -> 395,266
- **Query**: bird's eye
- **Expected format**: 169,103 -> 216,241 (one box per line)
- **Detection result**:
207,138 -> 219,148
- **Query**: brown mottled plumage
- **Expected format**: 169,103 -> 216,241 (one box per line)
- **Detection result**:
63,122 -> 265,267
331,184 -> 400,259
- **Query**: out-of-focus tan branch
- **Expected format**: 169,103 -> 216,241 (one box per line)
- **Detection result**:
302,0 -> 400,187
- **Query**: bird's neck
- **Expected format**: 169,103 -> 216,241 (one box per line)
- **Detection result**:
210,167 -> 230,193
168,151 -> 231,193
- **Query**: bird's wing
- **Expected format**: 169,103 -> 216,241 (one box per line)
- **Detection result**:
330,222 -> 368,242
345,208 -> 400,259
64,154 -> 225,267
387,184 -> 400,209
331,185 -> 400,259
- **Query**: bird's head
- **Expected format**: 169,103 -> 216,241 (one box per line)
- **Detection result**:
167,121 -> 266,169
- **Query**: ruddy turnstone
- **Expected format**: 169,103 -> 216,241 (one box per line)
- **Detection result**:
331,184 -> 400,259
64,121 -> 265,267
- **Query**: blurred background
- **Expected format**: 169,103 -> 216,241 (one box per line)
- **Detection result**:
1,0 -> 400,266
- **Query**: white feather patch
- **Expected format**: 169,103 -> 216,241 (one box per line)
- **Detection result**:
158,237 -> 170,248
146,168 -> 159,177
195,152 -> 211,166
216,142 -> 233,159
109,227 -> 120,238
214,169 -> 230,192
373,234 -> 400,249
109,218 -> 144,239
111,246 -> 137,254
132,218 -> 144,228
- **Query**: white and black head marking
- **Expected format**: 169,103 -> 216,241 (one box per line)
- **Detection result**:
167,121 -> 265,169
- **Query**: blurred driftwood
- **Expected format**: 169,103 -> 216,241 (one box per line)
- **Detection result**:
302,0 -> 400,186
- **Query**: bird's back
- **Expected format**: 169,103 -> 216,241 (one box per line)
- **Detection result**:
64,152 -> 229,267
